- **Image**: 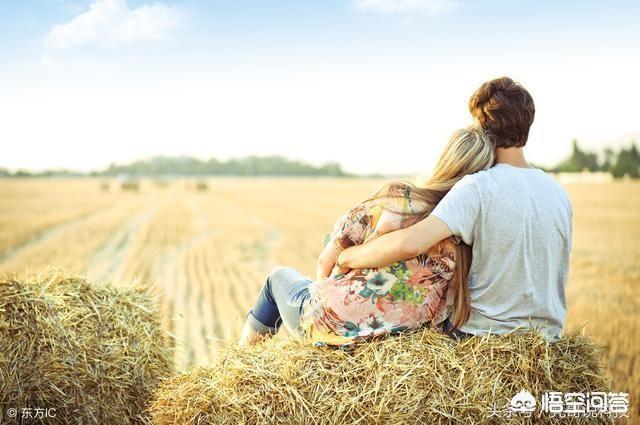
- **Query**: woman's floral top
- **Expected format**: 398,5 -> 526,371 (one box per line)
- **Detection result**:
299,182 -> 458,347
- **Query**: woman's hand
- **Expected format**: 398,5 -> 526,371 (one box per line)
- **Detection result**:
316,238 -> 342,280
334,251 -> 351,276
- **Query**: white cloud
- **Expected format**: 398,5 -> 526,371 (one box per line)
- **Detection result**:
46,0 -> 183,49
352,0 -> 456,15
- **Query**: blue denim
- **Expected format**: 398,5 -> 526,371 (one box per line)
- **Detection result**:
245,266 -> 312,341
443,317 -> 473,340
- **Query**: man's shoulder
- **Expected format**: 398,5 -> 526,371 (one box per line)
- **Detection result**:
455,168 -> 492,185
549,177 -> 573,214
454,165 -> 569,201
452,167 -> 495,191
529,169 -> 572,205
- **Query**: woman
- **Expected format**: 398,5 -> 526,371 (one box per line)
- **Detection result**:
239,126 -> 495,347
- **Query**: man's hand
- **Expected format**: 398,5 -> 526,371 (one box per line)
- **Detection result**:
337,215 -> 453,269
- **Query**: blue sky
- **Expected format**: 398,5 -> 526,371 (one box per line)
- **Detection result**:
1,0 -> 639,174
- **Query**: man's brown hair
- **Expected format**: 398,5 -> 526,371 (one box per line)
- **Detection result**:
468,76 -> 535,148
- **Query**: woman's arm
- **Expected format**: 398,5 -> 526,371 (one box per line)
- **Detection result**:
337,215 -> 452,269
315,197 -> 379,280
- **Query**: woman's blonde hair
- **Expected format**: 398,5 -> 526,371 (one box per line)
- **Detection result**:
368,126 -> 494,330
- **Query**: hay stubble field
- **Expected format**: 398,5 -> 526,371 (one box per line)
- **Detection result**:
0,178 -> 638,422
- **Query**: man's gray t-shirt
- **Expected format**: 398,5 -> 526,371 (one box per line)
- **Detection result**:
431,163 -> 573,340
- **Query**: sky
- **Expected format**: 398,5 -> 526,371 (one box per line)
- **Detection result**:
1,0 -> 639,175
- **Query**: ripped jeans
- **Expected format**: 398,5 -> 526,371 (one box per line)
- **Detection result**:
245,266 -> 312,341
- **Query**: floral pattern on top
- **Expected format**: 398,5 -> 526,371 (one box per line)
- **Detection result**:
300,182 -> 459,347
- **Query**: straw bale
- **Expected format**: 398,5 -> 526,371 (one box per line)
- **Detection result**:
151,328 -> 611,424
0,270 -> 174,424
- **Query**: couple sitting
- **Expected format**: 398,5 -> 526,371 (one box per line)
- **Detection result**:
239,76 -> 573,348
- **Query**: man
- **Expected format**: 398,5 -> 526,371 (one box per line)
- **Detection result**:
337,76 -> 573,341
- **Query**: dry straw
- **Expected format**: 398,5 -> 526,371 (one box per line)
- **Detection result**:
151,328 -> 611,425
0,269 -> 174,424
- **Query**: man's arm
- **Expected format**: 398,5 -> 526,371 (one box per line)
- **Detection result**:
337,215 -> 452,269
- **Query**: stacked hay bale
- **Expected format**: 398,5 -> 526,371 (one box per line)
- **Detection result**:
0,270 -> 174,424
151,329 -> 611,424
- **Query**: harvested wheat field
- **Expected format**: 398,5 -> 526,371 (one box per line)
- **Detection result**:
0,178 -> 638,423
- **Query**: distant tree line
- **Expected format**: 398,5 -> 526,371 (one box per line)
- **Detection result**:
3,143 -> 638,179
0,168 -> 84,178
0,156 -> 350,178
550,139 -> 640,178
99,156 -> 348,177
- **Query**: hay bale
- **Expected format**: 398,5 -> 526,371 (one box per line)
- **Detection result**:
121,180 -> 140,191
0,270 -> 174,424
151,329 -> 611,424
196,180 -> 208,192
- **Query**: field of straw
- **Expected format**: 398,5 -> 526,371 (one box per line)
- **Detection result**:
0,178 -> 638,422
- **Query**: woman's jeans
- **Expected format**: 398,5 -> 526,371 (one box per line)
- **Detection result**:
443,317 -> 473,340
245,266 -> 312,341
